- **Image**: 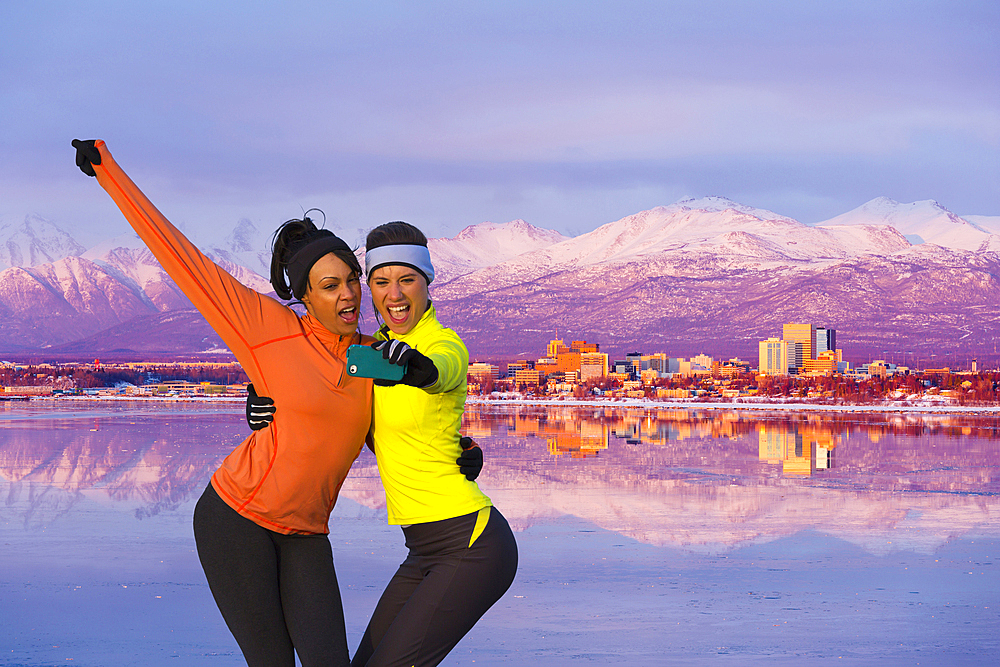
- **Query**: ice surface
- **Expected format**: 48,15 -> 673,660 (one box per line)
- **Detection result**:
1,401 -> 997,665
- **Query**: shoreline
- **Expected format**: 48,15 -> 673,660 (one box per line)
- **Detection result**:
13,393 -> 1000,415
467,396 -> 1000,415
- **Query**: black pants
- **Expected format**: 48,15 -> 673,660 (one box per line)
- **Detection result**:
352,507 -> 518,667
193,484 -> 350,667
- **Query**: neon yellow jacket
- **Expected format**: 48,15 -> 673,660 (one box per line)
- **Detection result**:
371,303 -> 492,525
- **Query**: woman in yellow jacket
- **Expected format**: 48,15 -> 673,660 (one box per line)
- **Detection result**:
352,221 -> 518,667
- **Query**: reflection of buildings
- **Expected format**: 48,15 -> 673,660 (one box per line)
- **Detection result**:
462,407 -> 612,457
462,405 -> 753,455
6,402 -> 999,554
520,413 -> 610,458
546,420 -> 609,458
758,423 -> 838,476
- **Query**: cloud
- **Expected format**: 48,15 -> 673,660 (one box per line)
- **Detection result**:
1,1 -> 996,242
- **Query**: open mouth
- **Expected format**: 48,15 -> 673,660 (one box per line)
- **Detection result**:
339,306 -> 358,323
387,304 -> 410,324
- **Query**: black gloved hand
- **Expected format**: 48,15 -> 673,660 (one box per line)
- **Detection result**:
457,436 -> 483,481
72,139 -> 101,177
371,339 -> 439,388
246,383 -> 275,431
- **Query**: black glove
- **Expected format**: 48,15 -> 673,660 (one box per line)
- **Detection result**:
371,340 -> 439,388
457,436 -> 483,481
245,383 -> 275,431
72,139 -> 101,177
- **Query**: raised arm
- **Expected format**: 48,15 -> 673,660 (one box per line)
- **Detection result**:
73,139 -> 284,374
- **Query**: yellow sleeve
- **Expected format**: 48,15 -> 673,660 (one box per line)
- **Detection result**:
423,332 -> 468,394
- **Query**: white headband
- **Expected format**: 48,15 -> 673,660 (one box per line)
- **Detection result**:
365,244 -> 435,284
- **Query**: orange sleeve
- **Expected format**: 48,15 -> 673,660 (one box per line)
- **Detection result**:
90,140 -> 282,388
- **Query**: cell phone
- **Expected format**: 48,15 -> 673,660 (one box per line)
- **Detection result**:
346,344 -> 406,381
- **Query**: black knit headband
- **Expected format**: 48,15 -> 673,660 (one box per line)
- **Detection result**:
286,231 -> 354,299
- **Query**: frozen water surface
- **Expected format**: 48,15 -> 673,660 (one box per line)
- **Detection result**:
2,400 -> 998,666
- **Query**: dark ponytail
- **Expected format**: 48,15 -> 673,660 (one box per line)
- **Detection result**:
270,211 -> 361,300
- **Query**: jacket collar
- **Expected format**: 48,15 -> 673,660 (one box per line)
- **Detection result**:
303,313 -> 358,353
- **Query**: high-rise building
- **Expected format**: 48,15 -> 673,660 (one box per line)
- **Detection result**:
514,368 -> 541,387
545,339 -> 601,376
580,352 -> 608,382
759,337 -> 788,375
815,327 -> 836,355
803,351 -> 837,375
506,361 -> 531,377
643,353 -> 668,374
787,341 -> 807,373
692,353 -> 713,369
782,323 -> 816,365
547,339 -> 569,357
625,352 -> 643,374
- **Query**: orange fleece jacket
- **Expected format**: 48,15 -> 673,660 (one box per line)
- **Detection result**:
90,141 -> 372,534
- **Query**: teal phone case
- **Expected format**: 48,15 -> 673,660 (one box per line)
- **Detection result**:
347,344 -> 406,381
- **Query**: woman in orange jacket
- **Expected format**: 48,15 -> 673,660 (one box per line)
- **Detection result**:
71,139 -> 480,667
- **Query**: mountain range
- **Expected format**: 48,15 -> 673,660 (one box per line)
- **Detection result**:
1,197 -> 998,365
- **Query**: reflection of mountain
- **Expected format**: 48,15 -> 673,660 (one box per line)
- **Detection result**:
0,411 -> 242,528
453,406 -> 1000,552
5,404 -> 999,555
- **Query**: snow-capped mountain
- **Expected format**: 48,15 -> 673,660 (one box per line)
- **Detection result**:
0,257 -> 156,349
427,198 -> 1000,361
432,197 -> 911,295
963,214 -> 1000,236
204,218 -> 273,279
820,197 -> 1000,252
427,219 -> 569,283
0,214 -> 85,269
2,197 -> 999,361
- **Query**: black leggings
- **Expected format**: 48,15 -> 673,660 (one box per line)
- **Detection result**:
193,484 -> 350,667
351,506 -> 518,667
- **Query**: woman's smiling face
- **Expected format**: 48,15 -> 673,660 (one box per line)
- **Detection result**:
368,264 -> 429,335
299,253 -> 362,336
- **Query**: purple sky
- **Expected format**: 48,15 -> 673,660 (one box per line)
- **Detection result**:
1,1 -> 997,247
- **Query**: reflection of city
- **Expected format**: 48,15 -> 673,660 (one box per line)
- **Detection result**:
4,402 -> 1000,554
464,407 -> 754,458
460,404 -> 1000,553
465,404 -> 1000,478
758,423 -> 838,476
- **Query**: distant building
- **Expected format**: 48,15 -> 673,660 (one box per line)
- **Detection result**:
803,351 -> 838,376
759,337 -> 788,376
678,359 -> 711,377
783,323 -> 817,371
815,327 -> 837,355
691,353 -> 713,369
506,361 -> 532,378
469,362 -> 499,383
579,352 -> 608,382
644,353 -> 669,374
514,368 -> 541,387
720,358 -> 752,377
544,339 -> 601,376
547,339 -> 569,357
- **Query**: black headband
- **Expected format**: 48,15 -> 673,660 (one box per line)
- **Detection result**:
285,231 -> 354,299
